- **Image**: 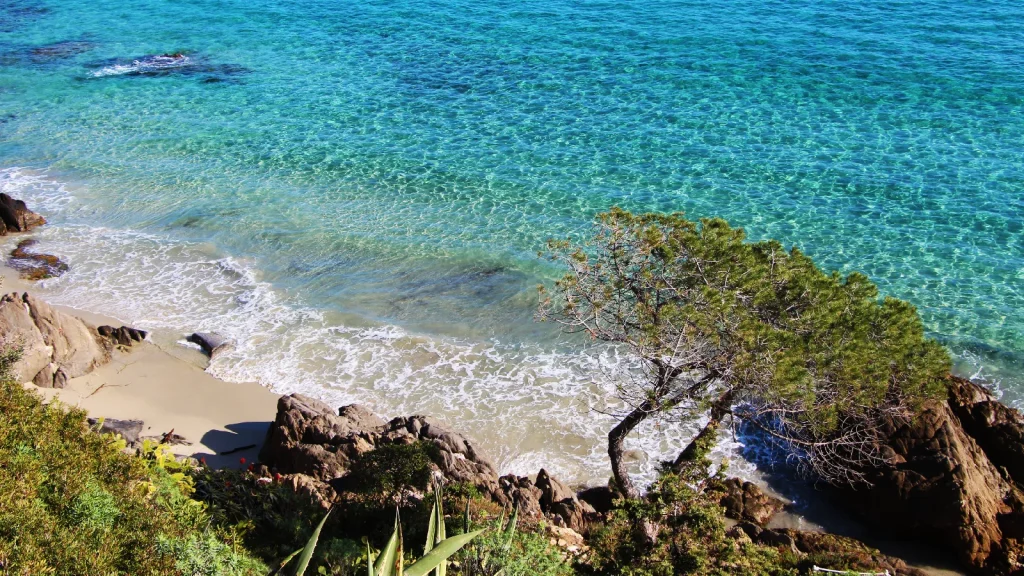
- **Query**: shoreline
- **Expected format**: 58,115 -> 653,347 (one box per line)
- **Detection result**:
0,263 -> 966,575
1,266 -> 281,469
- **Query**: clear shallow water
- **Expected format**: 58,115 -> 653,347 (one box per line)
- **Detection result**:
0,0 -> 1022,484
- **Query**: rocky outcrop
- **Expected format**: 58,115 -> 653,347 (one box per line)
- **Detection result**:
716,477 -> 785,526
0,292 -> 113,387
0,193 -> 45,235
259,393 -> 592,530
841,376 -> 1024,575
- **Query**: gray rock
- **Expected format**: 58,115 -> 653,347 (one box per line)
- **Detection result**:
88,417 -> 145,445
0,293 -> 51,384
186,332 -> 232,357
0,193 -> 46,233
0,292 -> 110,386
98,325 -> 148,347
25,293 -> 109,378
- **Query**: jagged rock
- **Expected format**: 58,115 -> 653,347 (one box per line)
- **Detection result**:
536,468 -> 575,511
98,325 -> 148,348
187,332 -> 232,357
88,417 -> 144,445
8,239 -> 68,280
550,498 -> 597,533
259,394 -> 508,505
948,376 -> 1024,484
286,473 -> 334,510
845,394 -> 1014,573
0,193 -> 45,233
499,474 -> 544,518
578,485 -> 616,514
0,292 -> 110,386
716,477 -> 785,526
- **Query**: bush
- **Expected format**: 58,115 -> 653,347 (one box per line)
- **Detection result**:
342,441 -> 441,499
0,349 -> 266,575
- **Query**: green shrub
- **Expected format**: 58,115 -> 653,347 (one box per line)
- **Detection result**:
343,441 -> 441,499
156,532 -> 268,576
0,348 -> 266,575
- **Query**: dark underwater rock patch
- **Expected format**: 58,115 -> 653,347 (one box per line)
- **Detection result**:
8,239 -> 68,281
86,52 -> 250,83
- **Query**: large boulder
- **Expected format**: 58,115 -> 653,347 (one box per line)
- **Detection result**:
840,377 -> 1024,574
0,292 -> 111,386
259,394 -> 504,501
0,193 -> 46,234
187,332 -> 232,358
0,293 -> 52,384
24,293 -> 109,378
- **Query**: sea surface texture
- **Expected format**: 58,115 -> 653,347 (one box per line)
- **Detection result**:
1,0 -> 1022,484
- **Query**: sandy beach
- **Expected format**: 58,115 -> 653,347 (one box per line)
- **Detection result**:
2,266 -> 281,469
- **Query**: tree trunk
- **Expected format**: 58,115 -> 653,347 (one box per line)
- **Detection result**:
672,389 -> 733,470
607,400 -> 654,501
607,400 -> 662,547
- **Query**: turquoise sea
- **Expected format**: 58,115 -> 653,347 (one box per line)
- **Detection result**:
1,0 -> 1022,483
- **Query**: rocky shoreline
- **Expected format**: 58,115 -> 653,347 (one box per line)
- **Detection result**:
1,195 -> 1022,575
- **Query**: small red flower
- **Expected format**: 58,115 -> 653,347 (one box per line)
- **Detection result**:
199,457 -> 206,465
225,481 -> 232,488
273,473 -> 282,482
247,463 -> 254,473
239,457 -> 246,465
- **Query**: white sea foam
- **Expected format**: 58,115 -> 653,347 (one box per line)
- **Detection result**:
89,55 -> 193,78
1,167 -> 760,486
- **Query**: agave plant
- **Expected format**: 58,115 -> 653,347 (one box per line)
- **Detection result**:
368,485 -> 484,576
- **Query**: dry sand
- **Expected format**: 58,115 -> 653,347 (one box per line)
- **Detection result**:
2,266 -> 281,468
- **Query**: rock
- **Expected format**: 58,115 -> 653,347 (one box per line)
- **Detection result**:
186,332 -> 232,357
536,468 -> 575,511
545,525 -> 589,558
24,293 -> 109,379
948,376 -> 1024,483
0,293 -> 52,384
0,292 -> 110,386
550,498 -> 597,533
755,529 -> 800,554
842,393 -> 1018,573
258,394 -> 507,505
578,485 -> 616,514
499,474 -> 544,518
716,477 -> 786,526
776,529 -> 930,576
7,239 -> 68,280
286,473 -> 334,510
98,325 -> 148,348
88,417 -> 144,445
0,193 -> 46,233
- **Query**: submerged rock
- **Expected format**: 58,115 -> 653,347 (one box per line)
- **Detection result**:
8,238 -> 68,280
86,52 -> 249,83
